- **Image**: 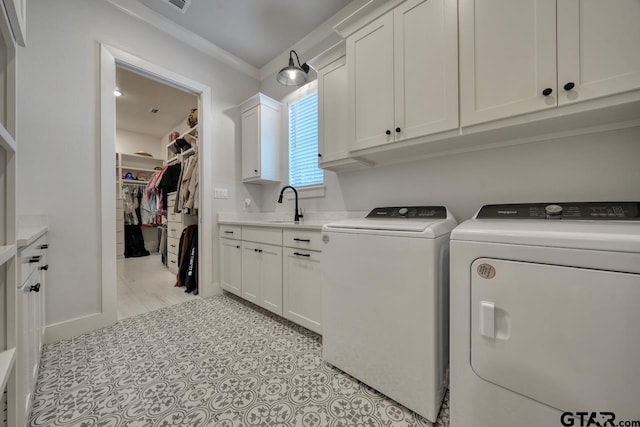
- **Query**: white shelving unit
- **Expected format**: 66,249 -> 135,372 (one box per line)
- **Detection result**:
166,124 -> 197,164
0,2 -> 20,426
116,152 -> 164,196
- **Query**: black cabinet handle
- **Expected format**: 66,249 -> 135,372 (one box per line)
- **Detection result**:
542,88 -> 553,96
254,169 -> 258,173
293,252 -> 311,257
293,238 -> 311,242
39,244 -> 49,249
30,283 -> 41,292
385,130 -> 391,135
40,265 -> 49,271
395,127 -> 401,133
259,249 -> 263,253
318,153 -> 322,158
29,256 -> 41,263
563,82 -> 575,91
236,245 -> 240,249
224,231 -> 234,234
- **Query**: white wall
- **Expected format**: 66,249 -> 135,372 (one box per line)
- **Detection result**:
17,0 -> 259,333
116,129 -> 164,159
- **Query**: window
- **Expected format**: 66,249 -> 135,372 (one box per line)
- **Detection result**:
288,91 -> 323,188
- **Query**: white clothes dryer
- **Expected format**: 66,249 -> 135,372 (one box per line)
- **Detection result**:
450,202 -> 640,427
322,206 -> 457,422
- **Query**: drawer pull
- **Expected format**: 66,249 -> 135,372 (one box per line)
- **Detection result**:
253,248 -> 263,253
236,245 -> 240,249
171,229 -> 177,232
29,256 -> 41,263
293,252 -> 310,257
30,283 -> 41,293
40,265 -> 49,271
170,260 -> 176,264
39,244 -> 49,249
224,231 -> 234,234
170,245 -> 176,248
293,238 -> 311,242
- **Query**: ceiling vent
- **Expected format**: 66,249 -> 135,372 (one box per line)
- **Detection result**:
162,0 -> 191,14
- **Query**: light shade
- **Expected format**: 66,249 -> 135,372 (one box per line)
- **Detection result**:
277,50 -> 310,86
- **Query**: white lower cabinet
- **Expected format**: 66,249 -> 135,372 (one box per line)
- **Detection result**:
241,242 -> 282,316
219,224 -> 323,333
283,248 -> 323,334
17,233 -> 48,426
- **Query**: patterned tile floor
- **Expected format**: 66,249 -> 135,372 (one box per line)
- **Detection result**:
30,294 -> 450,426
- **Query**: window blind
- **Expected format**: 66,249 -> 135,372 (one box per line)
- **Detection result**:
289,91 -> 323,187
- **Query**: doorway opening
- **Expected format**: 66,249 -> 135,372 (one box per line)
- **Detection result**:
100,45 -> 213,327
115,66 -> 199,319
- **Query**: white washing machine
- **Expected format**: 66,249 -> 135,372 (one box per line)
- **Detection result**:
450,202 -> 640,427
321,206 -> 457,422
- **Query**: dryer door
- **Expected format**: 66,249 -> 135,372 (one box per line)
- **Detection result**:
471,258 -> 640,419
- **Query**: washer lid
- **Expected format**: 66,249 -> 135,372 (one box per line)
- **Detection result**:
324,206 -> 457,238
451,202 -> 640,253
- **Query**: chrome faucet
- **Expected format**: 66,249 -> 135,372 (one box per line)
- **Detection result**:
277,185 -> 303,223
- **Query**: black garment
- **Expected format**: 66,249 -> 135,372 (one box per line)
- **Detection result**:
158,163 -> 182,210
124,224 -> 150,258
176,225 -> 198,294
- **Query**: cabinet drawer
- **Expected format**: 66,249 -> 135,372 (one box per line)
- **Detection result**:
19,236 -> 47,286
116,198 -> 124,209
167,251 -> 179,271
116,242 -> 125,257
116,219 -> 124,233
168,192 -> 177,207
168,211 -> 179,223
116,230 -> 124,244
220,225 -> 241,240
167,224 -> 183,239
283,230 -> 322,252
242,226 -> 282,245
167,237 -> 180,255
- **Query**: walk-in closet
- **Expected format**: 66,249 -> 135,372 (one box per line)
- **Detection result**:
114,67 -> 201,319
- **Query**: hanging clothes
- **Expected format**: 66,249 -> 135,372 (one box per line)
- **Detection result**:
175,225 -> 198,294
158,163 -> 182,214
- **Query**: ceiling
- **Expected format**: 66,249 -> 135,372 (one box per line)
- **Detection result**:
136,0 -> 352,69
116,67 -> 198,137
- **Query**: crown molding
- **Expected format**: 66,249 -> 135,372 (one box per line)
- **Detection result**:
104,0 -> 260,79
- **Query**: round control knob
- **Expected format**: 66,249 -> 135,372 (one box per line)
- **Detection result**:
398,207 -> 409,216
545,204 -> 563,217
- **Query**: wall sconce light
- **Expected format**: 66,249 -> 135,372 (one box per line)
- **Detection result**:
276,50 -> 310,86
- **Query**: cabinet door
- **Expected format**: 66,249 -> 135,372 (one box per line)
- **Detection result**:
241,106 -> 261,180
283,249 -> 323,334
348,12 -> 395,151
459,0 -> 557,126
241,242 -> 260,305
318,56 -> 349,164
394,0 -> 459,139
258,244 -> 283,316
220,238 -> 242,296
557,0 -> 640,106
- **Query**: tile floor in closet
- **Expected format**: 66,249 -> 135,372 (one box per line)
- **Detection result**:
117,254 -> 198,320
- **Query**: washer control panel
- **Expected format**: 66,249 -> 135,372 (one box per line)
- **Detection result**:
477,202 -> 640,220
366,206 -> 447,219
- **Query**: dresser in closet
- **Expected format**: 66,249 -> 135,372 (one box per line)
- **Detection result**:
116,198 -> 124,258
166,191 -> 197,274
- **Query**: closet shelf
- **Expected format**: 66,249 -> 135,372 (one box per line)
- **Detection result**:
121,166 -> 160,173
0,348 -> 16,392
0,122 -> 17,153
120,153 -> 162,162
122,179 -> 149,185
0,244 -> 16,267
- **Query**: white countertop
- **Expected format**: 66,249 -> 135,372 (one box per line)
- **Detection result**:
218,211 -> 367,231
17,226 -> 48,248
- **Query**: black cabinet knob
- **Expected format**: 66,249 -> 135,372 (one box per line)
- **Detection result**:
254,169 -> 258,173
542,88 -> 553,96
30,283 -> 41,292
563,82 -> 575,91
395,127 -> 401,133
236,245 -> 240,249
385,130 -> 391,135
40,265 -> 49,271
318,153 -> 322,158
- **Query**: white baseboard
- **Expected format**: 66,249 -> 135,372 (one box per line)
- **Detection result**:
44,312 -> 115,344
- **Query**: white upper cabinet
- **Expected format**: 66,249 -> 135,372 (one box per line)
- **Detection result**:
2,0 -> 26,46
239,93 -> 281,183
347,0 -> 459,152
557,0 -> 640,106
460,0 -> 640,127
459,0 -> 556,126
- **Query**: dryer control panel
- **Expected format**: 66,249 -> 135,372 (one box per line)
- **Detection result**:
477,202 -> 640,220
366,206 -> 447,219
